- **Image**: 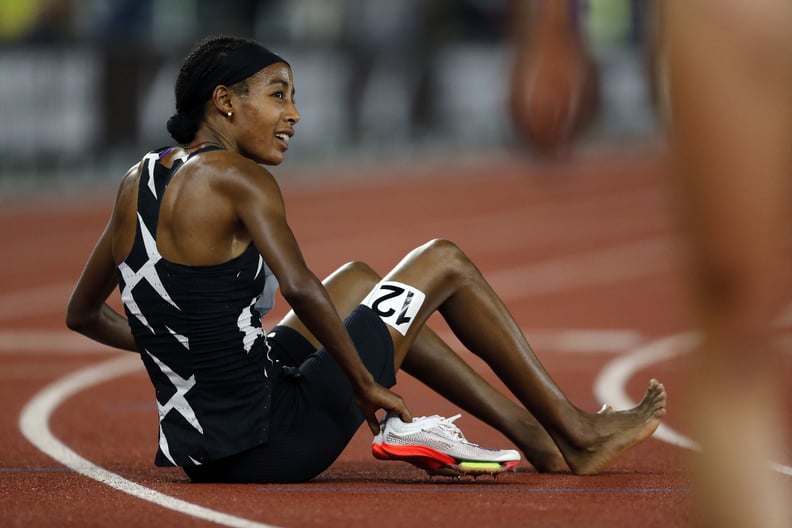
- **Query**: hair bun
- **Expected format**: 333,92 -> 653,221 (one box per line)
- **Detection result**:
166,111 -> 202,144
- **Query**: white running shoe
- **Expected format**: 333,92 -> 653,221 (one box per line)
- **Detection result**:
372,413 -> 521,477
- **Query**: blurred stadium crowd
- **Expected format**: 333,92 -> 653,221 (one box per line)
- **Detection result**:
0,0 -> 658,188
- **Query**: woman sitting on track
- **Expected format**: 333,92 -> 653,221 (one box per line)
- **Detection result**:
66,35 -> 666,484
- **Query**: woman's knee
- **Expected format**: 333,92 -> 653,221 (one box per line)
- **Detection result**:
328,261 -> 382,300
416,239 -> 471,276
336,261 -> 380,284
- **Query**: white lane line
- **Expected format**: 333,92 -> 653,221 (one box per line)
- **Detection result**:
18,355 -> 281,528
15,326 -> 644,525
1,323 -> 648,358
0,236 -> 676,322
300,185 -> 666,259
528,329 -> 644,353
0,330 -> 113,353
433,328 -> 644,355
0,281 -> 75,321
5,220 -> 677,523
594,332 -> 792,477
594,333 -> 701,451
488,236 -> 675,300
0,328 -> 645,356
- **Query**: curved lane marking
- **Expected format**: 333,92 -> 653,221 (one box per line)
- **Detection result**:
594,332 -> 792,477
18,354 -> 281,528
17,327 -> 645,526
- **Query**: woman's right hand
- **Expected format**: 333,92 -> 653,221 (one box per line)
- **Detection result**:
354,381 -> 413,436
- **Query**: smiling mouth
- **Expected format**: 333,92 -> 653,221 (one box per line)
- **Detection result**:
275,133 -> 290,144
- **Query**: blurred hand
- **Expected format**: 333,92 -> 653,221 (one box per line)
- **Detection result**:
509,5 -> 599,158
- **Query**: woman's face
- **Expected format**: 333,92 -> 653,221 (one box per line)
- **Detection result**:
231,62 -> 300,165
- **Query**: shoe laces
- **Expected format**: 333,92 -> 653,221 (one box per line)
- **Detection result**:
421,414 -> 475,444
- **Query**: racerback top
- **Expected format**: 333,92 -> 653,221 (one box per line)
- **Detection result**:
118,146 -> 276,467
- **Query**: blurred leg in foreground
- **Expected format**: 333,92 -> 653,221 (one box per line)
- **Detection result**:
661,1 -> 792,527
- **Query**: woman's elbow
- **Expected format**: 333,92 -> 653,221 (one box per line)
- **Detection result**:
65,310 -> 83,333
65,299 -> 91,333
278,277 -> 320,308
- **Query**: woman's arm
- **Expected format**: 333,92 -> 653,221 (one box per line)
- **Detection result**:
66,223 -> 138,352
66,171 -> 139,353
226,159 -> 411,432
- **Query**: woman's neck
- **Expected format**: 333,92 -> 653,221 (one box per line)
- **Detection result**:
184,139 -> 226,150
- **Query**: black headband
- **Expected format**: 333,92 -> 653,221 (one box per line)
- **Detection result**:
183,42 -> 288,111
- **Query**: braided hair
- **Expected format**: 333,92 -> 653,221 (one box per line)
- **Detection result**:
166,35 -> 257,144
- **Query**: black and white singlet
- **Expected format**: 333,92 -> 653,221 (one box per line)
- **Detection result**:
118,146 -> 276,467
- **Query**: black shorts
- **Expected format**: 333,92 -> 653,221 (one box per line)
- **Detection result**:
183,305 -> 396,483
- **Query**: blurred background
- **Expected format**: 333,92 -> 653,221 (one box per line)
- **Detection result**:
0,0 -> 660,195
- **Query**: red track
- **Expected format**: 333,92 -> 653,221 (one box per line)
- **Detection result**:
2,145 -> 789,527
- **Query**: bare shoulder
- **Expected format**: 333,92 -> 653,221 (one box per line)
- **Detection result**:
190,150 -> 284,202
116,162 -> 142,201
110,162 -> 143,218
108,161 -> 144,263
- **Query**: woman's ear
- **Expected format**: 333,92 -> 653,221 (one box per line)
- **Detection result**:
211,85 -> 234,117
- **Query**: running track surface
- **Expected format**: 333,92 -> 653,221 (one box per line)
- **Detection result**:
2,146 -> 790,527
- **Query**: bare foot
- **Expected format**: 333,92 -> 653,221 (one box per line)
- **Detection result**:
560,379 -> 667,475
513,418 -> 568,473
522,435 -> 568,473
522,403 -> 614,472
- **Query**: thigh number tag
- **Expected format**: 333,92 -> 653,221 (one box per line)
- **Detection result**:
362,281 -> 426,336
